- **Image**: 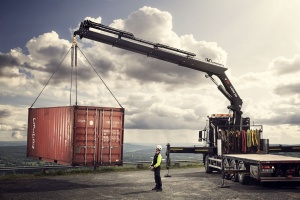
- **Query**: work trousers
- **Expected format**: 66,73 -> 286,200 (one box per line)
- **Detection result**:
154,166 -> 162,189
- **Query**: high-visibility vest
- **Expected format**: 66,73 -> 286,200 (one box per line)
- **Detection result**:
151,153 -> 162,168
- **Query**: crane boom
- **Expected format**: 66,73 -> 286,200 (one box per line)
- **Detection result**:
74,20 -> 243,127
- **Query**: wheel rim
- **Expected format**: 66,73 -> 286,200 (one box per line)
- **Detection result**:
229,159 -> 238,181
238,161 -> 246,181
223,158 -> 229,169
222,158 -> 231,180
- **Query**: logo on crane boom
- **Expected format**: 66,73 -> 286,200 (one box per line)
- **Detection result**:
225,78 -> 238,98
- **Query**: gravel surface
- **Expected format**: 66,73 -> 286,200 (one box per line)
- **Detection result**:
0,167 -> 300,200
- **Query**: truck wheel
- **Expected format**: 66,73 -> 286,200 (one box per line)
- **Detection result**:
230,159 -> 238,182
238,174 -> 250,185
222,158 -> 234,180
237,161 -> 250,185
205,155 -> 212,173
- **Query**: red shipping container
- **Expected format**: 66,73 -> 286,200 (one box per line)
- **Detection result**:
27,106 -> 124,166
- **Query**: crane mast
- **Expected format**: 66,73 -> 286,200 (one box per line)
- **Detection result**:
74,20 -> 243,128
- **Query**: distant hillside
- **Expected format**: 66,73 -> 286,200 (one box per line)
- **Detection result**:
0,141 -> 27,146
269,144 -> 300,146
0,142 -> 202,167
123,143 -> 203,162
123,143 -> 153,152
1,142 -> 299,167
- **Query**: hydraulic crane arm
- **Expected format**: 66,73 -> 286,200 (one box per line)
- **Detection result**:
74,20 -> 243,126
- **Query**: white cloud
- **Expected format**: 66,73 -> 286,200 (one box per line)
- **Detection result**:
234,54 -> 300,135
0,124 -> 12,131
0,105 -> 28,134
1,6 -> 300,145
26,31 -> 70,63
264,125 -> 300,145
124,129 -> 200,145
274,83 -> 300,96
115,6 -> 176,43
268,54 -> 300,75
11,131 -> 23,139
84,16 -> 102,24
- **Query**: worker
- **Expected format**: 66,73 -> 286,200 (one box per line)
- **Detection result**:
150,145 -> 163,192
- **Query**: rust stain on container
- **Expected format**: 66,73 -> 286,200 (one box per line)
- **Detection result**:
27,106 -> 124,166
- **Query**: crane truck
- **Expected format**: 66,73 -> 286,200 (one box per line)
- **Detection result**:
74,20 -> 300,185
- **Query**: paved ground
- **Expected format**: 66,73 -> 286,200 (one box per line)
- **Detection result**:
0,167 -> 300,200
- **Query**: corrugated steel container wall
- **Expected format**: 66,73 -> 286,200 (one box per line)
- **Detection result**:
27,107 -> 73,164
27,106 -> 124,166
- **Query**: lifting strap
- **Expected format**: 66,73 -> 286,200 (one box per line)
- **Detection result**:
30,42 -> 123,108
246,129 -> 252,148
241,130 -> 246,153
30,47 -> 72,108
77,46 -> 123,108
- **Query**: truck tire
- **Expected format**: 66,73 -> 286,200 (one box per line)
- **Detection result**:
205,155 -> 212,173
230,159 -> 238,182
237,161 -> 250,185
222,158 -> 233,180
238,174 -> 250,185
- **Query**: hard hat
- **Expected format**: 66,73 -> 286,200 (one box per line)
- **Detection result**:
156,145 -> 162,151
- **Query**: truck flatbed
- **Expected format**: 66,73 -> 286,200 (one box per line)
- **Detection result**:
223,153 -> 300,164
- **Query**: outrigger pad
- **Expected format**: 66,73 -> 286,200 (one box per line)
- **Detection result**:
219,185 -> 230,188
219,178 -> 230,188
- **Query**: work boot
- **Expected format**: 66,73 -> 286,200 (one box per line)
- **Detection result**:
152,187 -> 157,190
156,188 -> 162,192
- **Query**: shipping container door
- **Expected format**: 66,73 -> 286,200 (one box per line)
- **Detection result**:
98,109 -> 123,165
73,107 -> 98,165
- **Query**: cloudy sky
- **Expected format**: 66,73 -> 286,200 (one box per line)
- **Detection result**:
1,0 -> 300,145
